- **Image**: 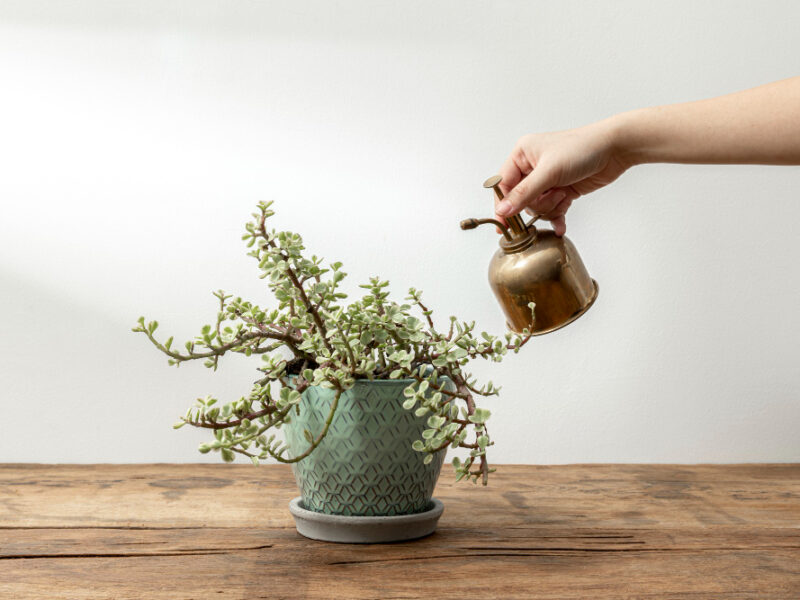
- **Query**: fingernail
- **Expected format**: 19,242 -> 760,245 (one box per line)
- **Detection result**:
496,200 -> 512,215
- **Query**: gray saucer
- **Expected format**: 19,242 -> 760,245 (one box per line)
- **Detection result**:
289,497 -> 444,543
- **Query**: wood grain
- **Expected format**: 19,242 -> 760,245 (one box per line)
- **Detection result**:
0,464 -> 797,599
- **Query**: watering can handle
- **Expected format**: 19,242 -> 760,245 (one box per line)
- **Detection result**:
525,213 -> 542,228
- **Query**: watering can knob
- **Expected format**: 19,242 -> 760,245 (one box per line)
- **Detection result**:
483,174 -> 504,192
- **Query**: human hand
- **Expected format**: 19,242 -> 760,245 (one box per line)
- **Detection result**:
495,119 -> 632,236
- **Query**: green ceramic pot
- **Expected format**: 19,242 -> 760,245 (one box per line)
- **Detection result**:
283,379 -> 446,516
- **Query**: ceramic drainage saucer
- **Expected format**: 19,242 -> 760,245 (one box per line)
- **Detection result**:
288,497 -> 444,544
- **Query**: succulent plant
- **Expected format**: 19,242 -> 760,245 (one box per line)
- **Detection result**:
133,202 -> 532,484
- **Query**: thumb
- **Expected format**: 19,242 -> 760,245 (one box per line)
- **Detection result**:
495,167 -> 557,218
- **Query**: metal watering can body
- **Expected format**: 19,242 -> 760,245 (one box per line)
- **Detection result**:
462,176 -> 598,335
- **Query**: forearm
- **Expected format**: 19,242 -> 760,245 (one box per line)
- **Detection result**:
612,77 -> 800,166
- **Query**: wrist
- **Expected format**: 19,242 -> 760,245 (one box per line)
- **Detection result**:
604,108 -> 653,168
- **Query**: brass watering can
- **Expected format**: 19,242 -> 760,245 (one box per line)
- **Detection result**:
461,175 -> 598,335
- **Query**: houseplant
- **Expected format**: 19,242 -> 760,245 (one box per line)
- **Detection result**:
133,202 -> 532,537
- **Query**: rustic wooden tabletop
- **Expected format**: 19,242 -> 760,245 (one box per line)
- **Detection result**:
1,464 -> 798,599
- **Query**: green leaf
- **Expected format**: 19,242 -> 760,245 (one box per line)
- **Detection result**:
449,347 -> 468,359
402,398 -> 416,410
423,453 -> 433,465
427,415 -> 445,429
468,408 -> 491,424
411,440 -> 425,452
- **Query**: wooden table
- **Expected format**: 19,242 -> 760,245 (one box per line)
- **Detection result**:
1,464 -> 798,599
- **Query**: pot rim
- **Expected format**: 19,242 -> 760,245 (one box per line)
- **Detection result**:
285,374 -> 451,386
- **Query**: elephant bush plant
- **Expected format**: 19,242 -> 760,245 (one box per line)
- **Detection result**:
133,202 -> 532,484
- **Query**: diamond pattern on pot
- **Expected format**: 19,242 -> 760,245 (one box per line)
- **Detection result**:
283,381 -> 445,516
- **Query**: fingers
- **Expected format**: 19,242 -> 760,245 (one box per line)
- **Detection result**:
497,146 -> 531,196
550,215 -> 567,236
498,185 -> 564,221
494,136 -> 579,235
547,195 -> 573,236
530,188 -> 568,216
524,191 -> 574,236
498,137 -> 537,194
495,166 -> 558,218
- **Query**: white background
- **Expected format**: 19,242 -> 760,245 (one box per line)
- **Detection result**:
1,0 -> 798,464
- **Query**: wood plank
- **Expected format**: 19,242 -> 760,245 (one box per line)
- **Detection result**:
0,464 -> 797,599
2,463 -> 798,528
1,529 -> 798,599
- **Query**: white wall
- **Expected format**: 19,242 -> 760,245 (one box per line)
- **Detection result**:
1,0 -> 798,464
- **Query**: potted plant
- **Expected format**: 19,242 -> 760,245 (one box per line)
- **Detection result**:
133,201 -> 532,542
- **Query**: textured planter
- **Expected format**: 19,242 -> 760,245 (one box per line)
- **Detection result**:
283,379 -> 446,517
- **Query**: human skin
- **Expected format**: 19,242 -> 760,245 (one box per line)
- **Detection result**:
495,76 -> 800,236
